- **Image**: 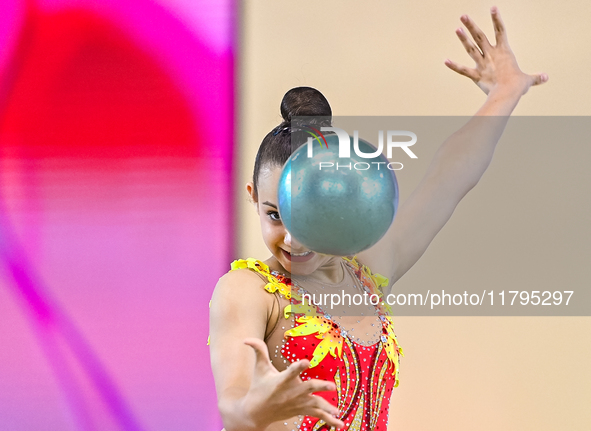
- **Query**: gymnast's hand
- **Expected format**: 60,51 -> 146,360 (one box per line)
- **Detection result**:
444,6 -> 548,95
242,338 -> 344,430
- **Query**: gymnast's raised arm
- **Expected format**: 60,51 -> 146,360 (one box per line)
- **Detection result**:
358,7 -> 547,288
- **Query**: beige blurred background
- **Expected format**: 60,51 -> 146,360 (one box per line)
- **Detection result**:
237,1 -> 591,430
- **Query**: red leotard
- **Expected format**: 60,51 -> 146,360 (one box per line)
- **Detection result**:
223,257 -> 403,431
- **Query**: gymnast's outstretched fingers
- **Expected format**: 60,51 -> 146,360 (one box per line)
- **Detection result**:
242,338 -> 343,429
445,6 -> 548,95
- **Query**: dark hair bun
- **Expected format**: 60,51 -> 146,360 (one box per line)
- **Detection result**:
280,87 -> 332,124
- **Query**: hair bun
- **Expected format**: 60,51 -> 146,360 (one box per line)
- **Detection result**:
280,87 -> 332,124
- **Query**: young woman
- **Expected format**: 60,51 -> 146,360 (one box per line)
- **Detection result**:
209,8 -> 547,431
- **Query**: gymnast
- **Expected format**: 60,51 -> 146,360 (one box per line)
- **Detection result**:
209,8 -> 547,431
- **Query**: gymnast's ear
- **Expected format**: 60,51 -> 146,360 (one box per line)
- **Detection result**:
246,182 -> 259,210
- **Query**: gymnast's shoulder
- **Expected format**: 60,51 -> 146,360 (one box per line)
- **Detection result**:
210,258 -> 276,316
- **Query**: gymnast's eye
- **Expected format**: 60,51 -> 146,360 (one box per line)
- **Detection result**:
267,211 -> 281,222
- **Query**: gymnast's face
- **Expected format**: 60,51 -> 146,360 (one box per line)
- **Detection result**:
247,165 -> 335,276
